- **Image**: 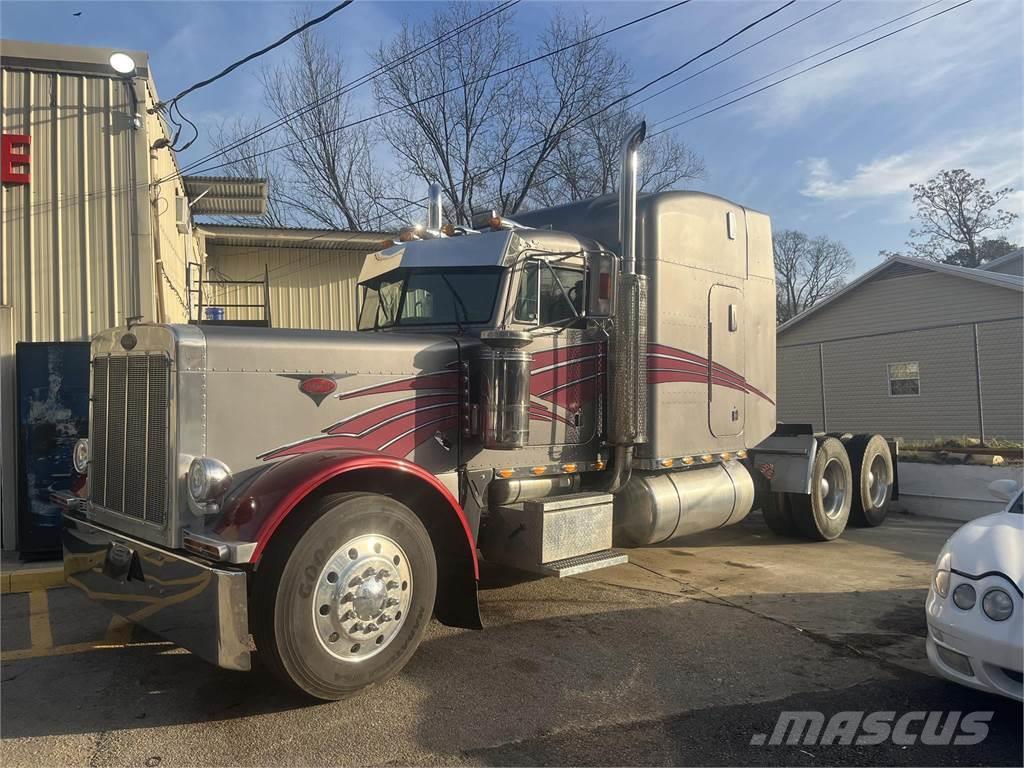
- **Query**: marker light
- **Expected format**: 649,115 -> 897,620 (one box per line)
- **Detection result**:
108,52 -> 137,75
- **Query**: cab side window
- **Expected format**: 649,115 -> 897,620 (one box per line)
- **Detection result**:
515,261 -> 584,325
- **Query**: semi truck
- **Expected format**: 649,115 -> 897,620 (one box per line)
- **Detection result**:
58,121 -> 896,700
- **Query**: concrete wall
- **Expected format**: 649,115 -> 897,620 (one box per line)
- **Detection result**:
897,463 -> 1024,522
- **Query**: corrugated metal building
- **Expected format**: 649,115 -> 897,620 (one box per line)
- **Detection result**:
198,224 -> 388,330
0,40 -> 349,551
777,255 -> 1024,442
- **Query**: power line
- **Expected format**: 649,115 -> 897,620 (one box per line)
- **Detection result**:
158,1 -> 355,109
650,0 -> 973,137
174,0 -> 522,177
224,0 -> 804,283
175,0 -> 698,180
650,0 -> 949,132
0,1 -> 521,222
248,0 -> 977,289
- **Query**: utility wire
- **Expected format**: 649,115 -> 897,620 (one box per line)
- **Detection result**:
242,0 -> 976,287
174,0 -> 521,177
173,0 -> 698,179
650,0 -> 973,136
651,0 -> 949,132
158,1 -> 355,109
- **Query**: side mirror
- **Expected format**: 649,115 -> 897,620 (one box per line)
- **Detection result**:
988,479 -> 1021,502
586,250 -> 618,320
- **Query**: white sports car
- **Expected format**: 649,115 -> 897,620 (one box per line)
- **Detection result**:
926,479 -> 1023,701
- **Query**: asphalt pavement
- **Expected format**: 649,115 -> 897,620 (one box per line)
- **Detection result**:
1,511 -> 1021,766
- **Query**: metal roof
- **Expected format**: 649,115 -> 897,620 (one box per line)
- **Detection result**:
198,224 -> 391,252
978,248 -> 1023,272
182,176 -> 268,216
1,39 -> 149,77
778,254 -> 1024,335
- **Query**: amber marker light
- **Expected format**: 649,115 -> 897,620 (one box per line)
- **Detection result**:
595,458 -> 606,470
562,463 -> 577,473
701,454 -> 714,463
498,469 -> 514,479
737,449 -> 748,459
660,459 -> 674,468
531,466 -> 546,476
682,456 -> 695,465
720,452 -> 732,461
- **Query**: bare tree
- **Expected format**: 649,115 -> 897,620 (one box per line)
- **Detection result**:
209,116 -> 295,228
905,169 -> 1019,267
774,230 -> 855,323
259,18 -> 399,231
373,3 -> 704,221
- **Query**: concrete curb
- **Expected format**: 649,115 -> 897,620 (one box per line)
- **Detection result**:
1,564 -> 65,594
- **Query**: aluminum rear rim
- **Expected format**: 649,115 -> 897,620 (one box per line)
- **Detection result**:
312,534 -> 413,663
819,458 -> 847,519
867,454 -> 889,509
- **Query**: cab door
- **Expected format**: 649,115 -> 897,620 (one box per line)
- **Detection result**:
708,284 -> 744,437
512,259 -> 603,448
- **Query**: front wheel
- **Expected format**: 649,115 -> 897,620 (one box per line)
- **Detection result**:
252,492 -> 437,700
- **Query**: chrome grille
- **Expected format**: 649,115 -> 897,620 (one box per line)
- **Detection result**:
90,353 -> 171,525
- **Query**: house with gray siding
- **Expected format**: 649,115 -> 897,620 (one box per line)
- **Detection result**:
776,255 -> 1023,442
978,248 -> 1023,277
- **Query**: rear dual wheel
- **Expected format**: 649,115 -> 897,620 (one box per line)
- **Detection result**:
252,492 -> 437,700
847,434 -> 893,527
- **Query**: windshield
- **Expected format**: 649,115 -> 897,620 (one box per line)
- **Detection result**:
358,268 -> 503,330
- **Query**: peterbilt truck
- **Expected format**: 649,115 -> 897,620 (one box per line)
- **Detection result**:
59,121 -> 896,700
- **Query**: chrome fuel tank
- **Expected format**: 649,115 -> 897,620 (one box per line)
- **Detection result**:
614,460 -> 754,546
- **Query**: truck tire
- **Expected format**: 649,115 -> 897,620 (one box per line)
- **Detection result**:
790,437 -> 852,541
847,434 -> 893,527
252,492 -> 437,700
761,490 -> 800,537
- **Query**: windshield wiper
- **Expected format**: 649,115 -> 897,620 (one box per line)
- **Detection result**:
439,274 -> 469,334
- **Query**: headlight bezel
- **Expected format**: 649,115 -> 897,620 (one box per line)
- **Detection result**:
187,457 -> 233,511
981,588 -> 1014,622
72,438 -> 90,475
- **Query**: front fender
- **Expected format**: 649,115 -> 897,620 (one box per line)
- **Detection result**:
214,450 -> 478,577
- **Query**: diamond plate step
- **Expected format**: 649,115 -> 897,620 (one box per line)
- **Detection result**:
538,550 -> 628,578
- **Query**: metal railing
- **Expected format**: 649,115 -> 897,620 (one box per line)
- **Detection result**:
186,263 -> 272,327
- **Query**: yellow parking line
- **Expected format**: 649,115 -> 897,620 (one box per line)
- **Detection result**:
1,638 -> 172,663
28,590 -> 53,651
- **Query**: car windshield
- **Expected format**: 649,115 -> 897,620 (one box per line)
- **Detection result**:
1010,492 -> 1023,515
358,268 -> 503,330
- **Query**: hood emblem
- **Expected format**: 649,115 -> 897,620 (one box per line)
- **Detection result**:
280,373 -> 352,406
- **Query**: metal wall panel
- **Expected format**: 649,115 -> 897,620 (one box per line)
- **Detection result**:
1,67 -> 142,342
205,245 -> 365,330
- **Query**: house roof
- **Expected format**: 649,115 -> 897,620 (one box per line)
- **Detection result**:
197,224 -> 392,252
778,254 -> 1023,335
978,248 -> 1023,272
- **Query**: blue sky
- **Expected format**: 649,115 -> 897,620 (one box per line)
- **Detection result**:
4,0 -> 1022,273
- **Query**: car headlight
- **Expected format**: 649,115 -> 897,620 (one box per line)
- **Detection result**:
933,551 -> 951,598
982,588 -> 1013,621
952,583 -> 976,610
72,438 -> 90,474
187,457 -> 232,505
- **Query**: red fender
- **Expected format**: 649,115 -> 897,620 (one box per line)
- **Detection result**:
215,450 -> 478,578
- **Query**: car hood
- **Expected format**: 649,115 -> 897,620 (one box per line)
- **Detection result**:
945,511 -> 1024,591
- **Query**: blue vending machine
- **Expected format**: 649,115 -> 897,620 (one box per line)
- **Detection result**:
15,342 -> 90,556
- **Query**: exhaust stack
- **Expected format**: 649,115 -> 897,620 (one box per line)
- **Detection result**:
618,121 -> 647,276
427,183 -> 443,231
607,121 -> 648,494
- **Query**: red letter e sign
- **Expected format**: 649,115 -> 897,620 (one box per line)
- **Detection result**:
1,134 -> 31,185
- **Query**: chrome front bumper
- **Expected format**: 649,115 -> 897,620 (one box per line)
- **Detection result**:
62,514 -> 251,671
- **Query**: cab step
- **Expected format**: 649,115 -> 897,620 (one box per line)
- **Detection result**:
538,550 -> 629,577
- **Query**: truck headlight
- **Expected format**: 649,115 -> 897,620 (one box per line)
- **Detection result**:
187,457 -> 232,504
982,588 -> 1013,621
933,551 -> 951,598
72,438 -> 90,474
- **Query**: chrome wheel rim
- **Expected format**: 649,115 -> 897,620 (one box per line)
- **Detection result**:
312,534 -> 413,663
867,454 -> 889,509
819,458 -> 847,519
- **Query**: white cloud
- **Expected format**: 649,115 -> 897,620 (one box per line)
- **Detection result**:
799,128 -> 1024,203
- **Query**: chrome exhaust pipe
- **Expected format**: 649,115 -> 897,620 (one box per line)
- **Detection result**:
618,121 -> 647,275
427,183 -> 443,231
